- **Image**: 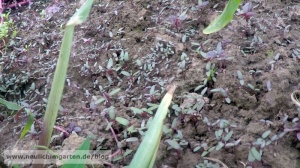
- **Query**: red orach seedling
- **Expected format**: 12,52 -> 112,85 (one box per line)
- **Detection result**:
237,2 -> 255,24
168,11 -> 188,32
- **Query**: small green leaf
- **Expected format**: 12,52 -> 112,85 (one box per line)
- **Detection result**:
271,135 -> 278,141
206,62 -> 211,70
109,88 -> 121,96
250,147 -> 261,161
216,142 -> 224,150
130,107 -> 143,114
203,0 -> 242,34
121,71 -> 131,76
248,84 -> 255,90
215,129 -> 223,140
105,122 -> 113,131
95,97 -> 105,104
201,151 -> 209,157
123,149 -> 133,157
195,85 -> 204,91
225,97 -> 231,103
262,130 -> 271,139
182,34 -> 187,43
116,117 -> 129,126
150,85 -> 156,95
223,131 -> 233,142
201,87 -> 207,95
171,118 -> 178,129
107,58 -> 113,69
0,98 -> 21,111
237,70 -> 243,79
165,139 -> 180,149
109,106 -> 115,119
20,109 -> 34,139
124,52 -> 129,61
193,146 -> 201,152
113,155 -> 123,162
247,150 -> 255,162
210,88 -> 221,92
208,146 -> 216,152
126,137 -> 139,142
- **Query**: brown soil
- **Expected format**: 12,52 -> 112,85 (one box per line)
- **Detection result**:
1,0 -> 300,168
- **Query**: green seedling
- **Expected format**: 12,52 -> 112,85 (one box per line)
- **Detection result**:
204,62 -> 217,86
201,119 -> 240,157
0,12 -> 16,39
0,97 -> 21,111
92,88 -> 121,107
211,88 -> 231,103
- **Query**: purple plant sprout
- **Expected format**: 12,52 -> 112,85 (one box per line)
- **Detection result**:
237,2 -> 255,24
168,11 -> 188,32
67,122 -> 82,133
201,42 -> 233,69
284,121 -> 300,141
194,1 -> 209,24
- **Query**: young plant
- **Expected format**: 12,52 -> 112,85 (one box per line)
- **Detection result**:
145,85 -> 161,103
180,92 -> 208,115
283,116 -> 300,141
200,42 -> 233,69
201,119 -> 240,157
0,12 -> 17,48
268,53 -> 280,72
237,2 -> 255,24
245,130 -> 286,167
194,1 -> 209,24
92,88 -> 121,107
204,62 -> 217,87
210,88 -> 231,103
164,130 -> 188,158
168,10 -> 188,32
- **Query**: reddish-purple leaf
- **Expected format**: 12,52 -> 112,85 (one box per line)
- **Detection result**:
297,132 -> 300,141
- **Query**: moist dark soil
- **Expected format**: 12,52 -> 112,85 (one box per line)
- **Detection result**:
1,0 -> 300,168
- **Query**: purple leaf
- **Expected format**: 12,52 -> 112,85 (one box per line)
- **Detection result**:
73,127 -> 82,133
206,51 -> 218,58
46,5 -> 61,14
297,132 -> 300,141
168,15 -> 177,22
242,2 -> 252,13
197,1 -> 209,9
67,122 -> 76,132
